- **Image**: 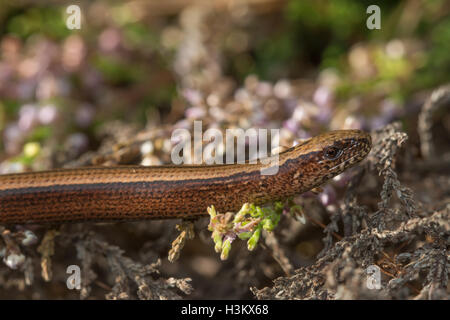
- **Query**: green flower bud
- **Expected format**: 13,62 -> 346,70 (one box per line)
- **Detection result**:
247,227 -> 261,251
220,239 -> 232,260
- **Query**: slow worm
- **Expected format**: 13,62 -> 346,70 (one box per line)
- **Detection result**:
0,130 -> 371,224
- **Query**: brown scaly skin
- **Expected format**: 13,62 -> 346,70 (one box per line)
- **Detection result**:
0,130 -> 371,224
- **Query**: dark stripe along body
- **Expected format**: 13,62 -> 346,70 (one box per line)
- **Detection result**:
0,130 -> 371,224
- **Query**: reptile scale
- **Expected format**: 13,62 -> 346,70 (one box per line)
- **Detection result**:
0,130 -> 371,224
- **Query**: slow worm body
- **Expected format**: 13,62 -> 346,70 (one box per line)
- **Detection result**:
0,130 -> 371,224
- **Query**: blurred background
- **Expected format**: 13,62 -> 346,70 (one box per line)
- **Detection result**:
0,0 -> 448,169
0,0 -> 449,299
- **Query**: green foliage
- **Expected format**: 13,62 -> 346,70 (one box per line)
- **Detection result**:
418,18 -> 450,87
123,22 -> 159,51
8,141 -> 41,166
252,0 -> 364,78
93,55 -> 144,85
27,126 -> 53,143
1,100 -> 21,116
254,32 -> 296,79
6,6 -> 70,40
208,202 -> 284,260
286,0 -> 365,39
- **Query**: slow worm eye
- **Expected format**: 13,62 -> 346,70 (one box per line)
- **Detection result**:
324,146 -> 342,160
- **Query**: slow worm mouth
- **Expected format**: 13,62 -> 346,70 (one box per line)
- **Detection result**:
328,153 -> 360,173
